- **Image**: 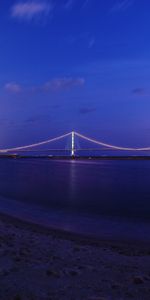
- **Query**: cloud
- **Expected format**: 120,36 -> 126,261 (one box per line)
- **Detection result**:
0,118 -> 17,127
88,37 -> 95,49
132,88 -> 147,96
82,0 -> 90,9
79,107 -> 96,114
44,77 -> 85,91
110,0 -> 134,13
4,82 -> 22,93
67,32 -> 95,49
25,114 -> 51,124
11,1 -> 52,20
64,0 -> 74,10
4,77 -> 85,94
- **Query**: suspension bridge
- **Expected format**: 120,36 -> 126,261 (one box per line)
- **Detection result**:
0,131 -> 150,158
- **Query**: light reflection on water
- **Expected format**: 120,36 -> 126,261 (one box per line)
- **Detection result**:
0,158 -> 150,222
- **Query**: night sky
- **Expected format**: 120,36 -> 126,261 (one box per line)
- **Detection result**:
0,0 -> 150,148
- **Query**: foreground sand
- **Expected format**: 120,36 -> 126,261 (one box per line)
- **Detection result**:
0,214 -> 150,300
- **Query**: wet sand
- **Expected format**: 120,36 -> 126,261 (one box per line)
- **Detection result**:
0,213 -> 150,300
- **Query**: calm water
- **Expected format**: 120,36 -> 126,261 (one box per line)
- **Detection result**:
0,158 -> 150,240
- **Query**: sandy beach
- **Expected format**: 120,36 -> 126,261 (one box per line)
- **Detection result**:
0,213 -> 150,300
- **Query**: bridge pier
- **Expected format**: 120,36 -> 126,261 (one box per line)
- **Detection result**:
71,131 -> 75,157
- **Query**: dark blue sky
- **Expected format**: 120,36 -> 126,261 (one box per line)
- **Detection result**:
0,0 -> 150,148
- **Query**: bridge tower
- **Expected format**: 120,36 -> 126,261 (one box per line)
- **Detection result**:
71,131 -> 75,157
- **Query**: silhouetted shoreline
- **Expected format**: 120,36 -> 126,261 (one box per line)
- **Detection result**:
1,155 -> 150,160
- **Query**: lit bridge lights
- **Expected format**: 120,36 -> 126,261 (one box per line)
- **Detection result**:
0,131 -> 150,156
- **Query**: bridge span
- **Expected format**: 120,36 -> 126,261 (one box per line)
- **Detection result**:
0,131 -> 150,157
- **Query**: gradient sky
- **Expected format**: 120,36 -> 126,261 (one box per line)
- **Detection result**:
0,0 -> 150,148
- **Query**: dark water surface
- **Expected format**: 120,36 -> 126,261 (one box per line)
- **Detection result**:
0,158 -> 150,241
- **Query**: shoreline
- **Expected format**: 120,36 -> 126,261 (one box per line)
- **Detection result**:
1,194 -> 150,245
1,210 -> 150,251
1,155 -> 150,160
1,210 -> 150,249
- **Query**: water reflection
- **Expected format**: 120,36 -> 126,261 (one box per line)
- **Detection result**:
0,158 -> 150,222
69,160 -> 77,200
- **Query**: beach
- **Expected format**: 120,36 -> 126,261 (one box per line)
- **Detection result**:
0,213 -> 150,300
